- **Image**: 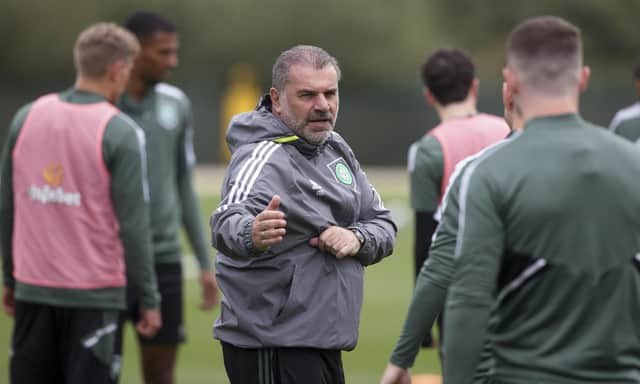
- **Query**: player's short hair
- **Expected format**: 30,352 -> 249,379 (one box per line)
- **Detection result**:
123,10 -> 176,42
73,22 -> 139,79
272,45 -> 341,91
421,49 -> 475,106
506,16 -> 582,95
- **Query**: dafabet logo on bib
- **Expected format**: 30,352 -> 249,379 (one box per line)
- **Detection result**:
29,163 -> 82,206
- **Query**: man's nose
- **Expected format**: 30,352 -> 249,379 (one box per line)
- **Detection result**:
314,94 -> 329,111
168,54 -> 179,69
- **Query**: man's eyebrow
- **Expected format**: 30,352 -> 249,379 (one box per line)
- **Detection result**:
297,87 -> 338,94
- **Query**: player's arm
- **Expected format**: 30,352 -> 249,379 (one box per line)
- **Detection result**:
104,115 -> 159,311
443,163 -> 504,384
386,159 -> 467,374
176,102 -> 218,309
176,102 -> 212,270
0,104 -> 31,316
409,137 -> 443,273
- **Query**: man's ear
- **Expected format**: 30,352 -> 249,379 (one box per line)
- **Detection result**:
579,66 -> 590,93
423,87 -> 438,108
269,87 -> 281,115
502,81 -> 514,112
502,66 -> 519,95
106,60 -> 127,83
469,78 -> 479,99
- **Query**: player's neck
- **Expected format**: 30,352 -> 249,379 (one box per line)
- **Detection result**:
437,99 -> 477,123
126,76 -> 152,102
74,77 -> 116,104
519,92 -> 579,126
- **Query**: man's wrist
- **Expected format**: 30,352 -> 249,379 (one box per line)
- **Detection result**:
350,227 -> 365,246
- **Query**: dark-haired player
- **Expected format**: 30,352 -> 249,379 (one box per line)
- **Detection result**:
113,11 -> 218,384
406,48 -> 508,348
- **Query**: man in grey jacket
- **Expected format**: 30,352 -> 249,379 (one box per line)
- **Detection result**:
210,45 -> 397,384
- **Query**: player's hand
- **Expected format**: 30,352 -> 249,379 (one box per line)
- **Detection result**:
2,286 -> 15,317
199,269 -> 219,310
252,195 -> 287,251
380,363 -> 411,384
136,309 -> 162,338
309,226 -> 361,259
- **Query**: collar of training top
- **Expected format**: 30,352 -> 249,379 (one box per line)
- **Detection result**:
258,94 -> 333,158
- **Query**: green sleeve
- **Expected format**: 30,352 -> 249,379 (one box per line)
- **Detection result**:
389,161 -> 465,368
409,135 -> 443,212
1,104 -> 32,288
103,114 -> 159,309
612,118 -> 640,142
176,102 -> 212,270
443,162 -> 504,384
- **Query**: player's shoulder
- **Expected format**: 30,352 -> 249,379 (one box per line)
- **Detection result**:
415,133 -> 443,158
107,112 -> 145,144
611,102 -> 640,130
155,83 -> 190,107
463,133 -> 520,180
12,102 -> 34,125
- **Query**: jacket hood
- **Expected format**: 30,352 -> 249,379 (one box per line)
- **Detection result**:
226,94 -> 296,154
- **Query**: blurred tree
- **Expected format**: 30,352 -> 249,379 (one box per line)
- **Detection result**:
0,0 -> 637,164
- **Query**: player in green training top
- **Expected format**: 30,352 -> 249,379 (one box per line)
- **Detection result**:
609,58 -> 640,141
444,16 -> 640,384
113,11 -> 218,384
380,83 -> 521,384
407,49 -> 508,349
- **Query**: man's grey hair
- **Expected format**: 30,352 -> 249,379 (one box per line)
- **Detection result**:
272,45 -> 341,91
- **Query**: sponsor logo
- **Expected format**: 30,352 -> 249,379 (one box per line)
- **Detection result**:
29,163 -> 81,206
327,157 -> 355,188
43,163 -> 64,186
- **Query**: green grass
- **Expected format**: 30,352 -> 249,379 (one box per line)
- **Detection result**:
0,194 -> 440,384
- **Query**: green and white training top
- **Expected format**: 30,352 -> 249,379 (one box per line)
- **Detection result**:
119,83 -> 211,269
390,138 -> 509,382
445,114 -> 640,384
610,101 -> 640,142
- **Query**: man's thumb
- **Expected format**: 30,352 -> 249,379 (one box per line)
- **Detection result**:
266,195 -> 281,211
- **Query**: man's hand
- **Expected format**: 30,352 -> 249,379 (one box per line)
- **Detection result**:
252,195 -> 287,251
199,269 -> 219,310
2,286 -> 15,317
309,226 -> 361,259
380,363 -> 411,384
136,309 -> 162,338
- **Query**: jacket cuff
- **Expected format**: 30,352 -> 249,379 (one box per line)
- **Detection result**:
242,219 -> 263,256
348,224 -> 372,261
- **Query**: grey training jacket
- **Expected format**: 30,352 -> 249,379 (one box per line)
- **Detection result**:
211,95 -> 397,350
